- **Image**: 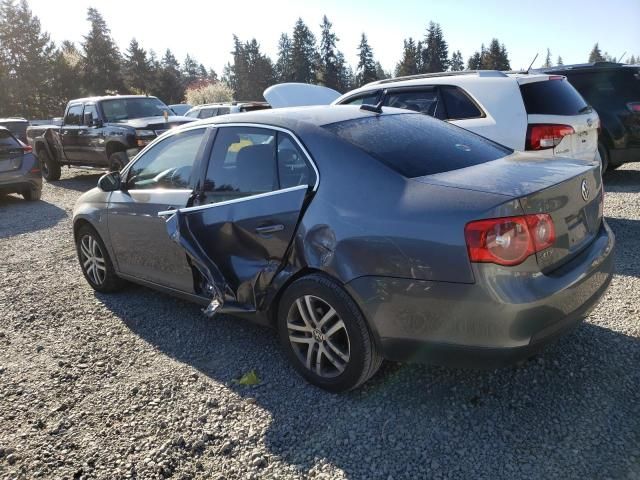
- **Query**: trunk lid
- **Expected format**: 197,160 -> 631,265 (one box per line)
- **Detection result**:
414,152 -> 603,271
263,83 -> 341,108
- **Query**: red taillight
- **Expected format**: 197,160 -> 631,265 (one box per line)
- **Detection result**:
526,124 -> 575,150
465,214 -> 556,266
627,102 -> 640,113
18,140 -> 32,153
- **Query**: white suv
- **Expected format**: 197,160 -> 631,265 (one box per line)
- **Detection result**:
332,71 -> 600,163
184,101 -> 270,120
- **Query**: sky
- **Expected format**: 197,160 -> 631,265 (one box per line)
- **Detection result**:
28,0 -> 640,75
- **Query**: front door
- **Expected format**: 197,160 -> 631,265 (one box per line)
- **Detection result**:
61,103 -> 84,162
79,103 -> 105,166
107,127 -> 209,291
166,125 -> 317,312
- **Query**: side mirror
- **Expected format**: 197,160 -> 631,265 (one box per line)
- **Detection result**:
98,171 -> 121,192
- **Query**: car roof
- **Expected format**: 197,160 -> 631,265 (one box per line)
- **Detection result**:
68,95 -> 160,105
187,105 -> 411,130
538,62 -> 639,73
190,101 -> 269,109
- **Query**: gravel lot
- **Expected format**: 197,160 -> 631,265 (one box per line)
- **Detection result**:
1,164 -> 639,480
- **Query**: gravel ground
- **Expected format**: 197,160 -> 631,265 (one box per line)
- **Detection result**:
0,164 -> 639,480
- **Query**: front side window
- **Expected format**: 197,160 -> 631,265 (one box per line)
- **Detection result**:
126,129 -> 206,190
383,88 -> 441,117
64,105 -> 83,125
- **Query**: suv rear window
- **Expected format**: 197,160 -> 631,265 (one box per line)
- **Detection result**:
323,113 -> 511,178
0,130 -> 20,147
520,78 -> 589,115
567,68 -> 640,102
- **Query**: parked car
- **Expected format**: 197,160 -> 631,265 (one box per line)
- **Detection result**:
26,95 -> 194,181
0,117 -> 29,143
184,101 -> 270,119
169,104 -> 192,116
310,71 -> 600,165
0,126 -> 42,201
73,106 -> 614,392
539,62 -> 640,171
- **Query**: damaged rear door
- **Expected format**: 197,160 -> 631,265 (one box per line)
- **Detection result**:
163,125 -> 317,316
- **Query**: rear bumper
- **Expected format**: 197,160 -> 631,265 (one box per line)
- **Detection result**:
346,221 -> 615,368
0,153 -> 42,194
609,146 -> 640,165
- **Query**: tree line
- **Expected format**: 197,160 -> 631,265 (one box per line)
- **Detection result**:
0,0 -> 637,119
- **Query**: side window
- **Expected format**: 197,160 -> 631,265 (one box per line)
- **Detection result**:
217,107 -> 230,115
83,104 -> 98,125
340,91 -> 381,106
277,133 -> 314,189
383,88 -> 440,117
185,110 -> 199,118
64,105 -> 83,125
440,86 -> 483,120
203,127 -> 277,204
126,129 -> 205,190
199,108 -> 217,119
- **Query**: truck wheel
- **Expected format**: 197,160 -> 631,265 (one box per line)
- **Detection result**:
109,152 -> 128,172
39,149 -> 61,181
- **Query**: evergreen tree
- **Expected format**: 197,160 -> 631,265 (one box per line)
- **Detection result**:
483,39 -> 510,70
225,36 -> 274,100
542,48 -> 552,68
0,0 -> 55,117
49,41 -> 82,114
395,37 -> 421,77
290,18 -> 316,83
123,38 -> 152,94
375,62 -> 390,80
335,51 -> 353,92
628,55 -> 637,65
318,15 -> 340,90
588,43 -> 605,63
467,46 -> 484,70
450,50 -> 464,71
156,49 -> 184,105
421,22 -> 448,73
82,7 -> 123,95
355,33 -> 377,87
557,56 -> 564,66
182,54 -> 201,89
275,33 -> 294,82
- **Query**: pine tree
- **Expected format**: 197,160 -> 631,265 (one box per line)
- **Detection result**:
628,55 -> 637,65
49,41 -> 82,114
467,45 -> 484,70
355,33 -> 377,87
450,50 -> 464,71
395,38 -> 421,77
123,39 -> 152,94
291,18 -> 316,83
421,22 -> 449,73
375,62 -> 389,80
182,54 -> 201,89
542,48 -> 552,68
82,7 -> 123,95
483,39 -> 510,70
156,49 -> 184,105
588,43 -> 605,63
557,56 -> 564,66
275,33 -> 294,82
0,0 -> 55,117
224,36 -> 274,100
335,51 -> 353,92
318,15 -> 341,90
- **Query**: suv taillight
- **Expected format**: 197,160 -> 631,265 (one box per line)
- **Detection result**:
465,214 -> 556,266
526,124 -> 575,150
627,102 -> 640,113
18,140 -> 32,153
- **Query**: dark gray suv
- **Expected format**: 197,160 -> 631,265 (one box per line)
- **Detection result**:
0,126 -> 42,201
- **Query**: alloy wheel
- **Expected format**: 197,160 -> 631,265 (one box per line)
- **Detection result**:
286,295 -> 351,378
79,234 -> 106,285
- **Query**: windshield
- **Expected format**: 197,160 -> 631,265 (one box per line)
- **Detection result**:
101,98 -> 171,122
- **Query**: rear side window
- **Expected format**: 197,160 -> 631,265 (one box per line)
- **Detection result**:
199,108 -> 217,119
383,88 -> 441,117
323,113 -> 511,178
440,86 -> 483,120
64,104 -> 84,125
520,79 -> 588,115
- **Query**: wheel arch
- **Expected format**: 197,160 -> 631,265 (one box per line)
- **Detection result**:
105,140 -> 128,159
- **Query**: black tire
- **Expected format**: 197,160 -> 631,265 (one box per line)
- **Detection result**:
22,187 -> 42,201
597,142 -> 609,174
38,148 -> 61,181
109,152 -> 128,172
277,274 -> 382,393
75,224 -> 125,293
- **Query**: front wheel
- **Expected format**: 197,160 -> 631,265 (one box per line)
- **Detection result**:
75,224 -> 125,293
277,274 -> 382,392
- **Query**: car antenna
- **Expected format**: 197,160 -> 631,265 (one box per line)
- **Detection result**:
526,53 -> 539,73
617,51 -> 627,63
360,89 -> 387,114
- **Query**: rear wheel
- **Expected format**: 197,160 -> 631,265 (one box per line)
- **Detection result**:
108,152 -> 128,172
277,274 -> 382,392
597,142 -> 609,174
22,187 -> 42,201
39,148 -> 61,181
75,224 -> 125,293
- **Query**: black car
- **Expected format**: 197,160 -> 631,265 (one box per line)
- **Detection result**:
541,62 -> 640,171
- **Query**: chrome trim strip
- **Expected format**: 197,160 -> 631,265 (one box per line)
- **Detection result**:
158,184 -> 309,216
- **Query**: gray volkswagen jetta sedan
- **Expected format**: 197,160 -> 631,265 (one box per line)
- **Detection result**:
73,105 -> 614,392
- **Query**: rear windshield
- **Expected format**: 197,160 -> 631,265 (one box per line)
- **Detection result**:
0,130 -> 20,147
566,68 -> 640,102
322,113 -> 512,178
0,121 -> 27,138
520,78 -> 589,115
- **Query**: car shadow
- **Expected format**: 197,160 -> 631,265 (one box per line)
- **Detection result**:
97,285 -> 640,479
0,195 -> 67,239
605,216 -> 640,278
604,168 -> 640,193
50,173 -> 103,192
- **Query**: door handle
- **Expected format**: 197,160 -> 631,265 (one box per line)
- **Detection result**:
255,224 -> 284,235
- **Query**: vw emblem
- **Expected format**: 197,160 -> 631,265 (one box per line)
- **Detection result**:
581,179 -> 590,202
586,118 -> 593,128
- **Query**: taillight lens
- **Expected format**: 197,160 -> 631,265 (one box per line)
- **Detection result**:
18,140 -> 32,153
465,214 -> 556,266
525,124 -> 575,150
627,102 -> 640,113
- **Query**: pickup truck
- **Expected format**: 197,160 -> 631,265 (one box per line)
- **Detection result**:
26,95 -> 194,181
